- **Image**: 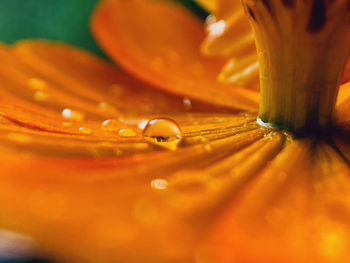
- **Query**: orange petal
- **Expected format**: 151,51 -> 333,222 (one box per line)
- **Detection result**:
92,0 -> 259,111
200,139 -> 350,263
0,41 -> 261,261
218,54 -> 259,88
202,10 -> 255,57
0,40 -> 235,135
0,42 -> 264,263
335,81 -> 350,124
199,0 -> 259,88
0,117 -> 266,262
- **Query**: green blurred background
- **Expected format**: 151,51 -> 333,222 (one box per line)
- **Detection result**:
0,0 -> 207,58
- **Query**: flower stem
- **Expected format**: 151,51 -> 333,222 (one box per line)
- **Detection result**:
242,0 -> 350,134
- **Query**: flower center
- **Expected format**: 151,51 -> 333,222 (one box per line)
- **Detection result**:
242,0 -> 350,134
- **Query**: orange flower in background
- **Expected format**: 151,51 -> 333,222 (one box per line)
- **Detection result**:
1,0 -> 350,263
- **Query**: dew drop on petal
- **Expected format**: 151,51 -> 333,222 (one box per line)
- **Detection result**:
118,128 -> 137,137
137,119 -> 149,130
62,108 -> 84,122
79,127 -> 92,135
264,132 -> 275,140
102,119 -> 123,132
143,118 -> 182,151
182,97 -> 192,110
150,179 -> 168,190
282,130 -> 295,142
27,77 -> 47,90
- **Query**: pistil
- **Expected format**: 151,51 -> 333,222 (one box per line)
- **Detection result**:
241,0 -> 350,133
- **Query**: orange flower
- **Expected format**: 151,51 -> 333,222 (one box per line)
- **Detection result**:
0,0 -> 350,263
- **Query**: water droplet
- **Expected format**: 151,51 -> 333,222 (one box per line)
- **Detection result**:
150,179 -> 168,190
264,132 -> 275,140
102,119 -> 123,132
182,97 -> 192,110
282,130 -> 295,141
27,78 -> 47,90
33,90 -> 49,101
62,108 -> 84,121
137,119 -> 149,130
118,128 -> 137,137
79,127 -> 92,135
143,118 -> 182,150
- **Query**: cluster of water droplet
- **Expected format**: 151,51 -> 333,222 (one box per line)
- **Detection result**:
25,77 -> 186,152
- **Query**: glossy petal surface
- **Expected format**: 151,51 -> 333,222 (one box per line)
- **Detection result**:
0,40 -> 263,262
0,1 -> 350,262
201,138 -> 350,263
92,0 -> 259,111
